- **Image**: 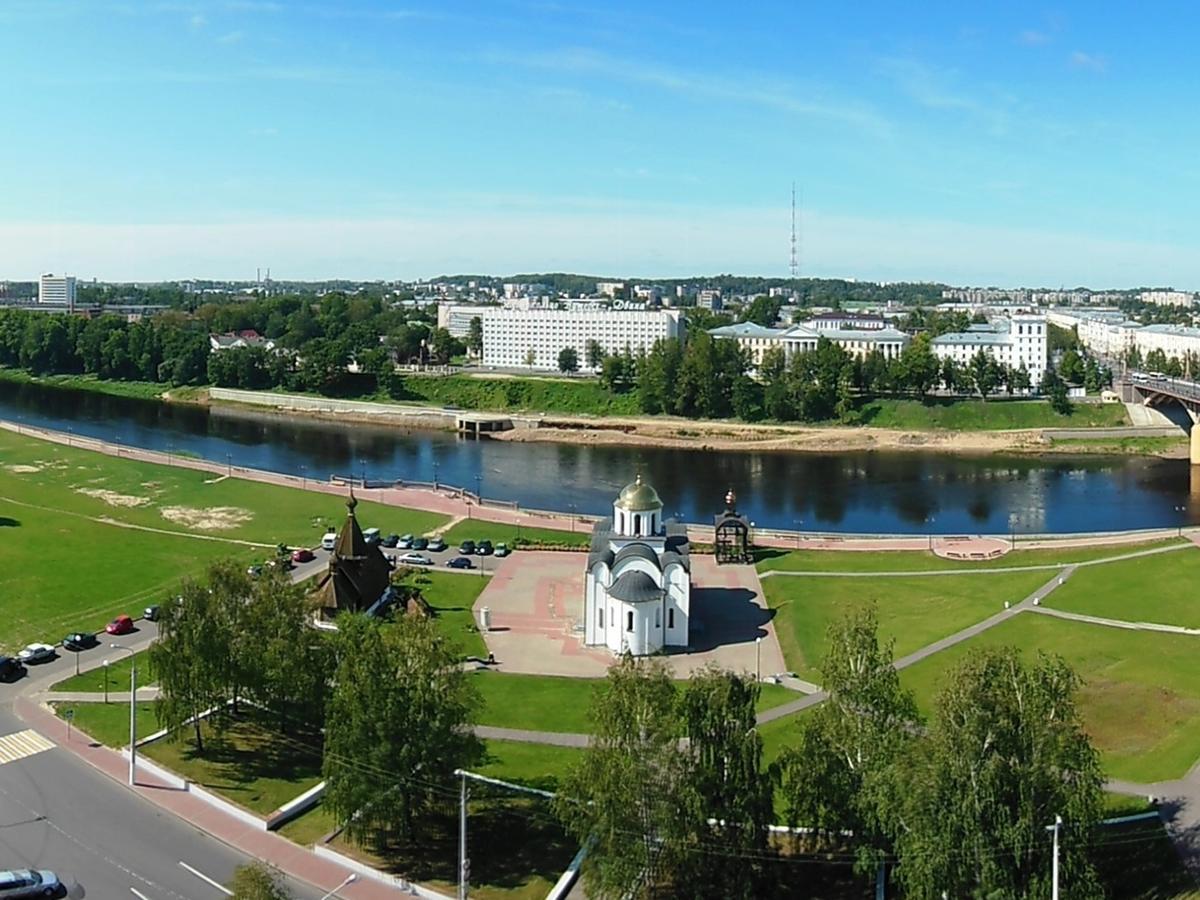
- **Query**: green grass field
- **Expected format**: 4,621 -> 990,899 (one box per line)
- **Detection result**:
0,428 -> 449,650
394,571 -> 489,658
50,650 -> 156,693
400,373 -> 641,417
1050,435 -> 1188,456
851,397 -> 1129,430
763,570 -> 1053,681
441,519 -> 588,549
899,613 -> 1200,783
52,700 -> 162,747
142,707 -> 324,815
1044,547 -> 1200,628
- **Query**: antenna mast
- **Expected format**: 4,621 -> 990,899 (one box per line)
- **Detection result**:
789,182 -> 799,279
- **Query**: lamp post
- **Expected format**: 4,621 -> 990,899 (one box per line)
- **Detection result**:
474,473 -> 482,505
66,426 -> 72,447
102,659 -> 109,704
432,459 -> 440,489
756,636 -> 762,682
927,515 -> 936,552
1176,504 -> 1186,538
109,644 -> 138,785
568,503 -> 576,533
300,463 -> 306,490
166,443 -> 172,466
319,874 -> 358,900
793,519 -> 802,549
226,453 -> 232,477
360,460 -> 367,488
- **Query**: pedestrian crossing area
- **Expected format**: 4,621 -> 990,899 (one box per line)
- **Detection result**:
0,729 -> 55,766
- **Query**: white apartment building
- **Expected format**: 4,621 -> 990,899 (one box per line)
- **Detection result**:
1139,290 -> 1194,308
930,314 -> 1047,384
479,308 -> 684,372
708,322 -> 910,371
38,273 -> 76,308
596,281 -> 626,298
1046,309 -> 1138,361
805,311 -> 886,331
697,289 -> 723,310
437,303 -> 495,338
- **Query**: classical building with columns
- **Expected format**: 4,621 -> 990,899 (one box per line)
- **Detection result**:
583,475 -> 691,655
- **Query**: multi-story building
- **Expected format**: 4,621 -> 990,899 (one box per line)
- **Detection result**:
596,281 -> 626,299
708,322 -> 910,371
930,314 -> 1047,384
437,303 -> 495,338
1139,290 -> 1195,308
805,311 -> 886,332
38,273 -> 76,308
478,308 -> 685,372
697,289 -> 723,311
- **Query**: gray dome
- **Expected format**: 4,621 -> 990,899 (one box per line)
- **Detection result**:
613,543 -> 661,571
608,571 -> 663,604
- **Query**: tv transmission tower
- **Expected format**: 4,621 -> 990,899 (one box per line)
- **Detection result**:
789,182 -> 799,279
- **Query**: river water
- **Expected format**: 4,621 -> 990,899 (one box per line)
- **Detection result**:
0,382 -> 1194,535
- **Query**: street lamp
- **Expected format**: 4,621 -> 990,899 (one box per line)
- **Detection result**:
474,473 -> 482,504
319,873 -> 358,900
300,463 -> 306,490
927,515 -> 936,552
1176,504 -> 1186,538
756,636 -> 762,682
102,659 -> 109,704
793,519 -> 803,549
432,459 -> 440,489
226,453 -> 232,477
109,644 -> 138,786
568,503 -> 576,533
360,460 -> 367,488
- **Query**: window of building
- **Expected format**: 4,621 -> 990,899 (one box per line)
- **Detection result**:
655,607 -> 660,628
627,611 -> 634,632
668,607 -> 675,629
598,607 -> 604,628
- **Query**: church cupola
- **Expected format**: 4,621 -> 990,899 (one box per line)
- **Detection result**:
613,473 -> 663,538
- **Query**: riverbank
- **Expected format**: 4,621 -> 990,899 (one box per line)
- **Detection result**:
0,368 -> 206,403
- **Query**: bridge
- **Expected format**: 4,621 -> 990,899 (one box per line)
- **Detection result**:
1120,372 -> 1200,463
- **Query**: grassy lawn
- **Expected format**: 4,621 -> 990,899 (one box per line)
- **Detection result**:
142,708 -> 324,816
1044,547 -> 1200,628
763,570 -> 1053,681
1097,817 -> 1200,899
0,428 -> 448,651
852,397 -> 1129,430
1050,435 -> 1188,456
401,372 -> 640,417
442,519 -> 587,549
900,614 -> 1200,783
50,650 -> 156,693
52,700 -> 161,747
755,538 -> 1186,574
394,571 -> 489,658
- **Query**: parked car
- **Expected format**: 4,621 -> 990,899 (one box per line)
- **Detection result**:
291,548 -> 316,564
363,527 -> 381,545
321,530 -> 337,551
144,604 -> 160,622
427,537 -> 447,552
17,643 -> 55,665
412,536 -> 429,551
381,533 -> 400,548
247,564 -> 264,577
398,552 -> 434,566
0,868 -> 62,897
398,534 -> 414,549
0,657 -> 24,683
447,556 -> 473,569
63,632 -> 98,652
458,539 -> 475,555
476,540 -> 493,556
105,615 -> 134,635
494,543 -> 510,558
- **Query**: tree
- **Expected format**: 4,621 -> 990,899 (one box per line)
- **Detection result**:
781,606 -> 918,876
555,655 -> 686,899
891,648 -> 1103,898
467,316 -> 483,359
896,333 -> 940,397
967,349 -> 1002,400
740,295 -> 782,327
1059,348 -> 1085,384
557,346 -> 579,374
230,862 -> 292,900
324,614 -> 481,849
678,667 -> 775,898
585,339 -> 604,370
523,347 -> 536,367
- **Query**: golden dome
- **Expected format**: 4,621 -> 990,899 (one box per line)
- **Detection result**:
615,474 -> 662,512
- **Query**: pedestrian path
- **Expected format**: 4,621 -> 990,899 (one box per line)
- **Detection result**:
1030,606 -> 1200,636
0,728 -> 55,765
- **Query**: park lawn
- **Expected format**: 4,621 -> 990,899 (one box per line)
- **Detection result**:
764,570 -> 1053,681
51,700 -> 161,747
899,613 -> 1200,783
401,372 -> 640,417
442,519 -> 587,549
477,739 -> 583,791
1097,817 -> 1200,900
852,397 -> 1129,430
755,538 -> 1186,575
1043,546 -> 1200,628
142,708 -> 324,816
50,650 -> 156,693
394,571 -> 489,658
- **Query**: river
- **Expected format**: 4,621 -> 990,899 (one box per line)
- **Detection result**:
0,382 -> 1195,535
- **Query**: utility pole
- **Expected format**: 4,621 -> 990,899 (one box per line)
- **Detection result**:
1051,814 -> 1063,900
457,770 -> 470,900
789,182 -> 799,280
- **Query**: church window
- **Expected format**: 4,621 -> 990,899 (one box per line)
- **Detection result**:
668,608 -> 675,629
633,513 -> 641,534
598,607 -> 604,628
627,611 -> 634,632
655,607 -> 660,628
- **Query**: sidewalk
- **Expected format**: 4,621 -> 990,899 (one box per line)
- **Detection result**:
14,695 -> 407,899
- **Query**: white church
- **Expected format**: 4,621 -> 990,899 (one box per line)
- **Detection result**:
584,474 -> 691,655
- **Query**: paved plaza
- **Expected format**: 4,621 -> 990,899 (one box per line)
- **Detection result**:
473,551 -> 787,679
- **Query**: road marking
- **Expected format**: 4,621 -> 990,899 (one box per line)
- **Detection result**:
130,888 -> 152,900
0,729 -> 55,765
178,861 -> 233,896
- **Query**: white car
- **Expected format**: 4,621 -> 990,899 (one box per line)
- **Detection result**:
17,643 -> 55,664
321,530 -> 337,551
0,868 -> 62,897
397,552 -> 433,566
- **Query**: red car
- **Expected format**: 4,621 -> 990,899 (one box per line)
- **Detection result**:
105,615 -> 134,635
291,548 -> 315,564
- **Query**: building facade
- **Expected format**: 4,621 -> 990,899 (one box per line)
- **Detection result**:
1140,290 -> 1195,308
930,314 -> 1047,384
479,308 -> 684,371
708,321 -> 909,370
584,475 -> 690,656
38,273 -> 76,308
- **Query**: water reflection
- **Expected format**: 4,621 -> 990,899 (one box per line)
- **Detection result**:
0,381 -> 1194,535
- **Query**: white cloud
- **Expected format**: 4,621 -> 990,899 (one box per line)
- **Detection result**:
1070,51 -> 1108,72
876,57 -> 1011,135
217,29 -> 244,43
188,12 -> 207,29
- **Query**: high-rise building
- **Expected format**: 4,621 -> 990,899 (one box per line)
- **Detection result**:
39,273 -> 77,309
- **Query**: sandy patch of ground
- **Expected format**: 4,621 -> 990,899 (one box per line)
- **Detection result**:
160,505 -> 253,530
5,464 -> 41,473
75,487 -> 152,507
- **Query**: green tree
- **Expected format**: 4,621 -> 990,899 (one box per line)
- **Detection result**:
891,648 -> 1103,899
467,316 -> 483,359
585,338 -> 604,370
781,606 -> 918,876
1059,348 -> 1085,384
323,614 -> 481,849
896,333 -> 940,397
557,346 -> 580,373
967,349 -> 1002,400
740,295 -> 782,327
229,862 -> 292,900
555,655 -> 685,899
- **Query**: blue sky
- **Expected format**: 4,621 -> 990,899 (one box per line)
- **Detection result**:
0,1 -> 1195,285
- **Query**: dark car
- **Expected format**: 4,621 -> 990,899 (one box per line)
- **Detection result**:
476,540 -> 493,556
0,656 -> 24,682
105,615 -> 134,635
381,533 -> 400,548
144,604 -> 161,622
458,540 -> 476,555
291,548 -> 316,564
63,632 -> 98,652
447,556 -> 473,569
412,536 -> 429,551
